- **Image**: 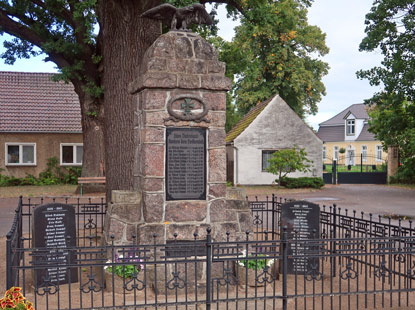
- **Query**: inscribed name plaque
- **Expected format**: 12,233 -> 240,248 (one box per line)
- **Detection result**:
166,128 -> 206,200
281,201 -> 320,274
33,203 -> 78,286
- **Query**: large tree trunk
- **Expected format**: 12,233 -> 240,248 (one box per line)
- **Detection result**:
74,87 -> 106,192
98,0 -> 161,199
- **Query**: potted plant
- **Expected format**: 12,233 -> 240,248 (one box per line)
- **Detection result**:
235,251 -> 276,287
104,252 -> 144,294
0,287 -> 34,310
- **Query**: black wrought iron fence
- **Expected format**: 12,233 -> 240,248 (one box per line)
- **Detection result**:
7,228 -> 415,310
248,194 -> 415,241
6,195 -> 415,309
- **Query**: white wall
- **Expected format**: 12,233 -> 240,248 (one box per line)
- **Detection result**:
233,95 -> 323,185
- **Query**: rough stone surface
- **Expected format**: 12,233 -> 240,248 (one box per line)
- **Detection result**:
194,38 -> 217,60
210,200 -> 237,222
178,75 -> 200,89
209,148 -> 227,182
203,92 -> 226,111
165,201 -> 207,222
143,144 -> 164,176
209,128 -> 226,148
123,31 -> 255,251
143,72 -> 177,89
141,127 -> 164,143
175,37 -> 193,59
201,76 -> 232,91
208,183 -> 227,199
238,212 -> 253,232
108,203 -> 142,223
142,90 -> 167,110
143,178 -> 164,192
107,218 -> 125,242
112,191 -> 141,204
143,193 -> 164,222
138,224 -> 165,245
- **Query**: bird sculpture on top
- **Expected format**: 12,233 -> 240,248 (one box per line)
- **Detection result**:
141,3 -> 213,31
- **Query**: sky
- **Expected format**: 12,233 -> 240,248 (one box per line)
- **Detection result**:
0,0 -> 383,129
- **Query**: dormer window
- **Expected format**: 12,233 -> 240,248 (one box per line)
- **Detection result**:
346,119 -> 355,136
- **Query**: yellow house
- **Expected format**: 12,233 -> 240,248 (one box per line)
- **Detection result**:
317,104 -> 387,167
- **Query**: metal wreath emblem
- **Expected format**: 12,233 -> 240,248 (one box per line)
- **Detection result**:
165,95 -> 210,123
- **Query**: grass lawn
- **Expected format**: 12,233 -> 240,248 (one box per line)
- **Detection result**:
0,184 -> 78,198
324,164 -> 386,173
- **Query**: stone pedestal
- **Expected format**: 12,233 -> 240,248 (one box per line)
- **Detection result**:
104,31 -> 253,246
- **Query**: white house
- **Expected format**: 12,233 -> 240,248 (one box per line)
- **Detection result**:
226,95 -> 323,185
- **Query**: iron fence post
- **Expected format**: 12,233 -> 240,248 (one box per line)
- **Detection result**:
282,226 -> 288,310
332,204 -> 337,277
333,160 -> 337,184
206,227 -> 212,310
6,233 -> 12,289
272,193 -> 276,238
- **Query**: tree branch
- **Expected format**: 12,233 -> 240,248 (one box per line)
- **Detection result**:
199,0 -> 246,17
0,9 -> 71,69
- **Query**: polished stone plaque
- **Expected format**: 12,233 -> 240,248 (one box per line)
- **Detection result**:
166,127 -> 206,200
281,201 -> 320,274
33,203 -> 78,286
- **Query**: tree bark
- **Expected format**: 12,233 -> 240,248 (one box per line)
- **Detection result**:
72,85 -> 105,192
98,0 -> 161,199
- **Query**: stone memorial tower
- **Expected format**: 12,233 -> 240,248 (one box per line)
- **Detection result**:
104,30 -> 252,245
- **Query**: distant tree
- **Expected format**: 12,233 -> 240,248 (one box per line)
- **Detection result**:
357,0 -> 415,182
266,146 -> 311,186
219,0 -> 329,118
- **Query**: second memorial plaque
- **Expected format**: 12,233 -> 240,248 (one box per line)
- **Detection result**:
166,128 -> 206,200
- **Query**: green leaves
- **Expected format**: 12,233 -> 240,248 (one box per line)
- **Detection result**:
220,0 -> 329,117
358,0 -> 415,183
266,146 -> 311,186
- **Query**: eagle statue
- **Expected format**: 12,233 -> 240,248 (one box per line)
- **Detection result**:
141,3 -> 213,31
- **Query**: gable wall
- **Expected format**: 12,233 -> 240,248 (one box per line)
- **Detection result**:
233,95 -> 322,185
0,132 -> 82,178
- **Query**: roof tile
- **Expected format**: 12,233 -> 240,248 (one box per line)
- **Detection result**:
0,71 -> 81,133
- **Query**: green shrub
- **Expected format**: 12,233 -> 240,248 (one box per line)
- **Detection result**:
279,176 -> 324,189
0,157 -> 82,187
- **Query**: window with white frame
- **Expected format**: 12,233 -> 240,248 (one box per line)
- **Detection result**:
361,145 -> 367,162
5,143 -> 36,165
334,146 -> 339,161
322,146 -> 326,160
262,150 -> 277,171
376,145 -> 383,161
346,119 -> 355,135
61,143 -> 83,165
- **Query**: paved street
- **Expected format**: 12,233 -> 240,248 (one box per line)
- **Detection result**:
1,184 -> 415,237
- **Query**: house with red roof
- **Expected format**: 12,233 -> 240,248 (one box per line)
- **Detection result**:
226,95 -> 322,185
0,71 -> 83,178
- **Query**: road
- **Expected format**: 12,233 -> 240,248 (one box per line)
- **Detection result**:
1,185 -> 414,236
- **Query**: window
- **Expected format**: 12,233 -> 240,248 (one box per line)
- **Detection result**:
5,143 -> 36,165
334,146 -> 339,161
346,119 -> 355,135
376,145 -> 383,161
322,146 -> 326,160
262,150 -> 276,171
61,143 -> 83,165
361,145 -> 367,162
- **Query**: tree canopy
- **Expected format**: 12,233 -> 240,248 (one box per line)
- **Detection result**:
357,0 -> 415,182
0,0 -> 329,193
218,0 -> 329,123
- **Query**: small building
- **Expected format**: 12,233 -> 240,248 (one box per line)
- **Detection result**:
317,104 -> 387,166
226,95 -> 323,185
0,71 -> 83,178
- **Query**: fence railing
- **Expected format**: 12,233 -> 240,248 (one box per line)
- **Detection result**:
6,195 -> 415,309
